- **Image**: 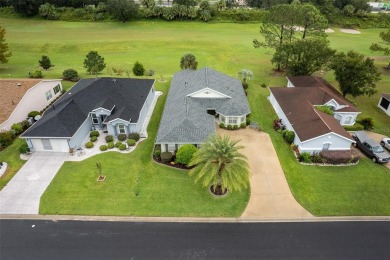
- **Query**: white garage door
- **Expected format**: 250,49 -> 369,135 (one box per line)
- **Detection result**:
31,139 -> 69,152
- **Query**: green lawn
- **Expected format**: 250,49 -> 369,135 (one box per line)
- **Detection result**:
39,81 -> 249,216
1,19 -> 389,216
0,138 -> 26,190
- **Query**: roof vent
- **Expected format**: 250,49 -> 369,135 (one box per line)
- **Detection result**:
112,79 -> 116,83
68,92 -> 72,95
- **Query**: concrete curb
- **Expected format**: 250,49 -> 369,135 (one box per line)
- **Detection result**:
1,214 -> 389,223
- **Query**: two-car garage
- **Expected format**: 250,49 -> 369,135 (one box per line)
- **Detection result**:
29,138 -> 69,152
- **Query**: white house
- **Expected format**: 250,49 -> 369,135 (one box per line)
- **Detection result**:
269,76 -> 359,154
378,93 -> 390,116
0,79 -> 63,131
22,78 -> 155,152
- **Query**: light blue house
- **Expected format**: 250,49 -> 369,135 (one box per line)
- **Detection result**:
22,78 -> 155,152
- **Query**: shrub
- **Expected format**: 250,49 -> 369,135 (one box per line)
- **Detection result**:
99,145 -> 108,151
283,130 -> 295,144
117,133 -> 127,141
28,111 -> 40,118
311,153 -> 324,164
105,135 -> 114,143
115,141 -> 122,148
119,144 -> 127,151
62,69 -> 80,82
358,117 -> 375,130
242,82 -> 249,89
20,120 -> 30,131
219,123 -> 225,128
107,142 -> 115,149
176,144 -> 197,165
233,125 -> 238,130
85,142 -> 94,148
30,70 -> 43,79
90,130 -> 100,137
128,132 -> 140,142
39,3 -> 59,20
298,152 -> 312,163
127,139 -> 136,146
227,125 -> 233,130
19,142 -> 30,154
133,61 -> 145,76
315,105 -> 334,115
240,123 -> 246,129
146,69 -> 155,76
344,123 -> 364,131
320,150 -> 360,165
161,152 -> 173,163
11,123 -> 23,134
0,131 -> 14,149
154,149 -> 161,159
90,136 -> 97,142
246,118 -> 251,125
260,83 -> 267,88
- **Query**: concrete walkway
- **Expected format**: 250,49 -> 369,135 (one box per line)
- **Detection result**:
217,127 -> 312,219
0,152 -> 68,214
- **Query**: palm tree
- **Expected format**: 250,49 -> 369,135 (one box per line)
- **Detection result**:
237,69 -> 253,84
188,134 -> 250,194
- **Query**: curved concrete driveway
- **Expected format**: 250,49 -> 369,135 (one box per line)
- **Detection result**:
0,152 -> 68,214
217,128 -> 312,219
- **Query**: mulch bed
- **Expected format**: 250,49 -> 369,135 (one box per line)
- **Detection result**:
153,156 -> 193,170
210,185 -> 228,196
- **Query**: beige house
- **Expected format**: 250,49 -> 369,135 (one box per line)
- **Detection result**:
0,79 -> 63,131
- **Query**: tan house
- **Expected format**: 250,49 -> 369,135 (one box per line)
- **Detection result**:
0,79 -> 63,131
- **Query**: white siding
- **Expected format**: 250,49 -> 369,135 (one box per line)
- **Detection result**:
333,112 -> 359,125
296,133 -> 353,155
0,80 -> 63,131
378,96 -> 390,116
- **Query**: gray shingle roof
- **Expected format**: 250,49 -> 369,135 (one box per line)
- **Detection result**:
23,78 -> 154,138
156,68 -> 250,144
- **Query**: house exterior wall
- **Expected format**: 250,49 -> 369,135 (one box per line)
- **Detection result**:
68,118 -> 92,149
333,112 -> 359,125
91,108 -> 111,129
107,119 -> 134,136
295,133 -> 353,155
287,79 -> 295,88
218,114 -> 246,127
134,86 -> 154,133
268,92 -> 294,131
0,80 -> 63,131
160,142 -> 200,153
378,96 -> 390,116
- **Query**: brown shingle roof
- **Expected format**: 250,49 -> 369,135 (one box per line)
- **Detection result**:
0,79 -> 41,125
382,93 -> 390,100
287,76 -> 359,112
270,86 -> 354,142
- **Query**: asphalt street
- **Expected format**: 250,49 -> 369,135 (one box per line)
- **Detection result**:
1,220 -> 390,259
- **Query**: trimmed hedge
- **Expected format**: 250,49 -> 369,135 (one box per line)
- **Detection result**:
176,144 -> 197,165
282,130 -> 295,144
127,139 -> 136,146
90,130 -> 100,137
19,142 -> 30,154
320,150 -> 360,164
107,142 -> 114,149
240,123 -> 246,129
99,145 -> 108,151
128,132 -> 140,142
90,136 -> 97,142
105,135 -> 114,143
115,141 -> 122,148
219,123 -> 225,128
28,111 -> 41,118
85,142 -> 94,148
119,144 -> 127,151
117,133 -> 127,141
344,123 -> 364,131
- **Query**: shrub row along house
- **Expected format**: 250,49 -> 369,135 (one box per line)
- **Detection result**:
156,67 -> 250,153
269,76 -> 360,155
22,78 -> 155,152
0,79 -> 63,131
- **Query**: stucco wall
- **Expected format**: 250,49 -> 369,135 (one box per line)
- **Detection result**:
135,86 -> 154,132
68,118 -> 92,149
296,133 -> 353,154
334,112 -> 359,125
0,80 -> 63,131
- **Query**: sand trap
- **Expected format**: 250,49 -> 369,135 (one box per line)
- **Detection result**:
325,28 -> 334,33
339,28 -> 361,34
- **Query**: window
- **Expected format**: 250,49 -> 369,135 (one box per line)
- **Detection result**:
228,117 -> 237,124
240,116 -> 245,123
344,116 -> 353,125
168,144 -> 176,152
220,115 -> 225,124
335,114 -> 342,122
91,114 -> 99,124
53,84 -> 61,95
118,124 -> 126,134
380,98 -> 389,110
45,90 -> 52,101
322,143 -> 330,151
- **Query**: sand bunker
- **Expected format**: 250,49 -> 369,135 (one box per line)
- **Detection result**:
325,28 -> 334,33
339,28 -> 361,34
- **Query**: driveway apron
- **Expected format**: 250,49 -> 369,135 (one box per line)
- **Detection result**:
0,152 -> 68,214
217,128 -> 312,219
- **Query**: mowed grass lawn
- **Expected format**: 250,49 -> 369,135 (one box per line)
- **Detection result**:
40,81 -> 249,216
1,19 -> 389,216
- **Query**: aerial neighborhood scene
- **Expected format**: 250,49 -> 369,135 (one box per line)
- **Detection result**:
0,0 -> 390,255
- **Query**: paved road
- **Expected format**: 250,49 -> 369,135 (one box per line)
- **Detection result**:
1,220 -> 390,259
0,152 -> 68,214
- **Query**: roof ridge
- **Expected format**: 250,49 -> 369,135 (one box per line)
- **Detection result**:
313,109 -> 331,131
